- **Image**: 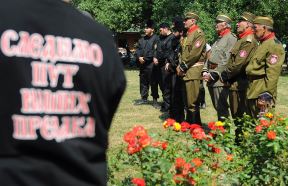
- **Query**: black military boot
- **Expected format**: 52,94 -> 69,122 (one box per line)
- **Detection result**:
152,98 -> 161,109
134,98 -> 148,105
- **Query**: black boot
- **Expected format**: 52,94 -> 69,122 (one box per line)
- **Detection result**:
186,110 -> 202,125
152,98 -> 161,109
134,98 -> 148,105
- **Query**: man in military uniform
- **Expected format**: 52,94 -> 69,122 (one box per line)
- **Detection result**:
246,16 -> 285,118
176,12 -> 206,124
218,12 -> 258,142
154,23 -> 174,111
203,14 -> 237,121
135,20 -> 159,105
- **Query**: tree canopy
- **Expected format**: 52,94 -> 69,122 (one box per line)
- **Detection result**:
72,0 -> 288,43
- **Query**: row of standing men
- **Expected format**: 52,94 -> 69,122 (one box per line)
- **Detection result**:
134,12 -> 285,132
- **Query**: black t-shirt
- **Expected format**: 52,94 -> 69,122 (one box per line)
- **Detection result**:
0,0 -> 126,185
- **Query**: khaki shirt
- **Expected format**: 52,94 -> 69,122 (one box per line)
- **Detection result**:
204,32 -> 237,87
225,34 -> 258,90
246,37 -> 285,99
180,27 -> 206,80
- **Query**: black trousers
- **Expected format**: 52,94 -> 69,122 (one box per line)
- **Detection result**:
169,73 -> 184,122
139,62 -> 159,100
158,65 -> 171,110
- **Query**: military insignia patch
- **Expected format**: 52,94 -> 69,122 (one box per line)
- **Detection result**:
239,50 -> 247,58
269,54 -> 278,64
195,40 -> 201,48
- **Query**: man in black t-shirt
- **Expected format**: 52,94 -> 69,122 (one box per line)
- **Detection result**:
0,0 -> 126,185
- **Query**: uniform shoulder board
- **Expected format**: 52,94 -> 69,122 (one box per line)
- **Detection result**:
246,35 -> 253,42
197,28 -> 202,34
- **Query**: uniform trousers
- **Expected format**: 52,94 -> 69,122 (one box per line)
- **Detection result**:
208,86 -> 230,121
184,79 -> 201,124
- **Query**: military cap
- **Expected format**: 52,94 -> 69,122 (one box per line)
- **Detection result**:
240,12 -> 256,23
185,12 -> 199,20
145,19 -> 155,28
216,14 -> 232,24
253,16 -> 274,28
159,22 -> 170,29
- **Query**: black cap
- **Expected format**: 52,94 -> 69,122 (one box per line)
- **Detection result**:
159,22 -> 170,29
145,19 -> 155,29
172,16 -> 184,32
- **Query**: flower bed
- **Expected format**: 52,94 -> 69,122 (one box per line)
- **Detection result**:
109,112 -> 288,186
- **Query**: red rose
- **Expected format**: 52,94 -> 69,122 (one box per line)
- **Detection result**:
182,163 -> 191,176
180,122 -> 191,132
255,125 -> 262,133
166,118 -> 176,126
190,124 -> 202,130
191,158 -> 203,167
175,157 -> 186,169
191,127 -> 206,140
161,142 -> 168,150
267,130 -> 276,140
131,178 -> 146,186
212,147 -> 221,154
260,119 -> 270,127
139,134 -> 151,147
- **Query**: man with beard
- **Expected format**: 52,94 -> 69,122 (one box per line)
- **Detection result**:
203,14 -> 237,121
177,12 -> 206,124
135,20 -> 159,106
246,16 -> 285,118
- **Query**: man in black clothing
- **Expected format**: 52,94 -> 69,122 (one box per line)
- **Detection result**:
0,0 -> 126,185
154,23 -> 174,112
166,18 -> 185,122
135,20 -> 159,105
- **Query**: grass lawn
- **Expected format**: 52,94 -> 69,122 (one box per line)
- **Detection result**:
107,68 -> 288,183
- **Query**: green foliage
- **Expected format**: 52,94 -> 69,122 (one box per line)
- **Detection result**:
72,0 -> 288,42
109,112 -> 288,185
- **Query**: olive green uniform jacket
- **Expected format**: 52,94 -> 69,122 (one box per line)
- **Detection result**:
225,34 -> 258,91
180,28 -> 206,81
204,32 -> 237,87
246,37 -> 285,99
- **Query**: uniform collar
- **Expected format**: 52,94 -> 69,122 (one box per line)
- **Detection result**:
238,29 -> 254,39
219,28 -> 231,37
187,25 -> 199,34
259,32 -> 275,42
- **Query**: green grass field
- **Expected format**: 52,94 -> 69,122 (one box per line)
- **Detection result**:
107,69 -> 288,183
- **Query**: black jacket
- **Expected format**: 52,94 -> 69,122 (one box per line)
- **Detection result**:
155,33 -> 174,64
135,34 -> 159,65
0,0 -> 126,185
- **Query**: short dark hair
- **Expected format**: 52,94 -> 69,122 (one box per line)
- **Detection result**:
159,22 -> 170,29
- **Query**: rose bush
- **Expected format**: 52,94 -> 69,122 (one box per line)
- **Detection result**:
109,112 -> 288,185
